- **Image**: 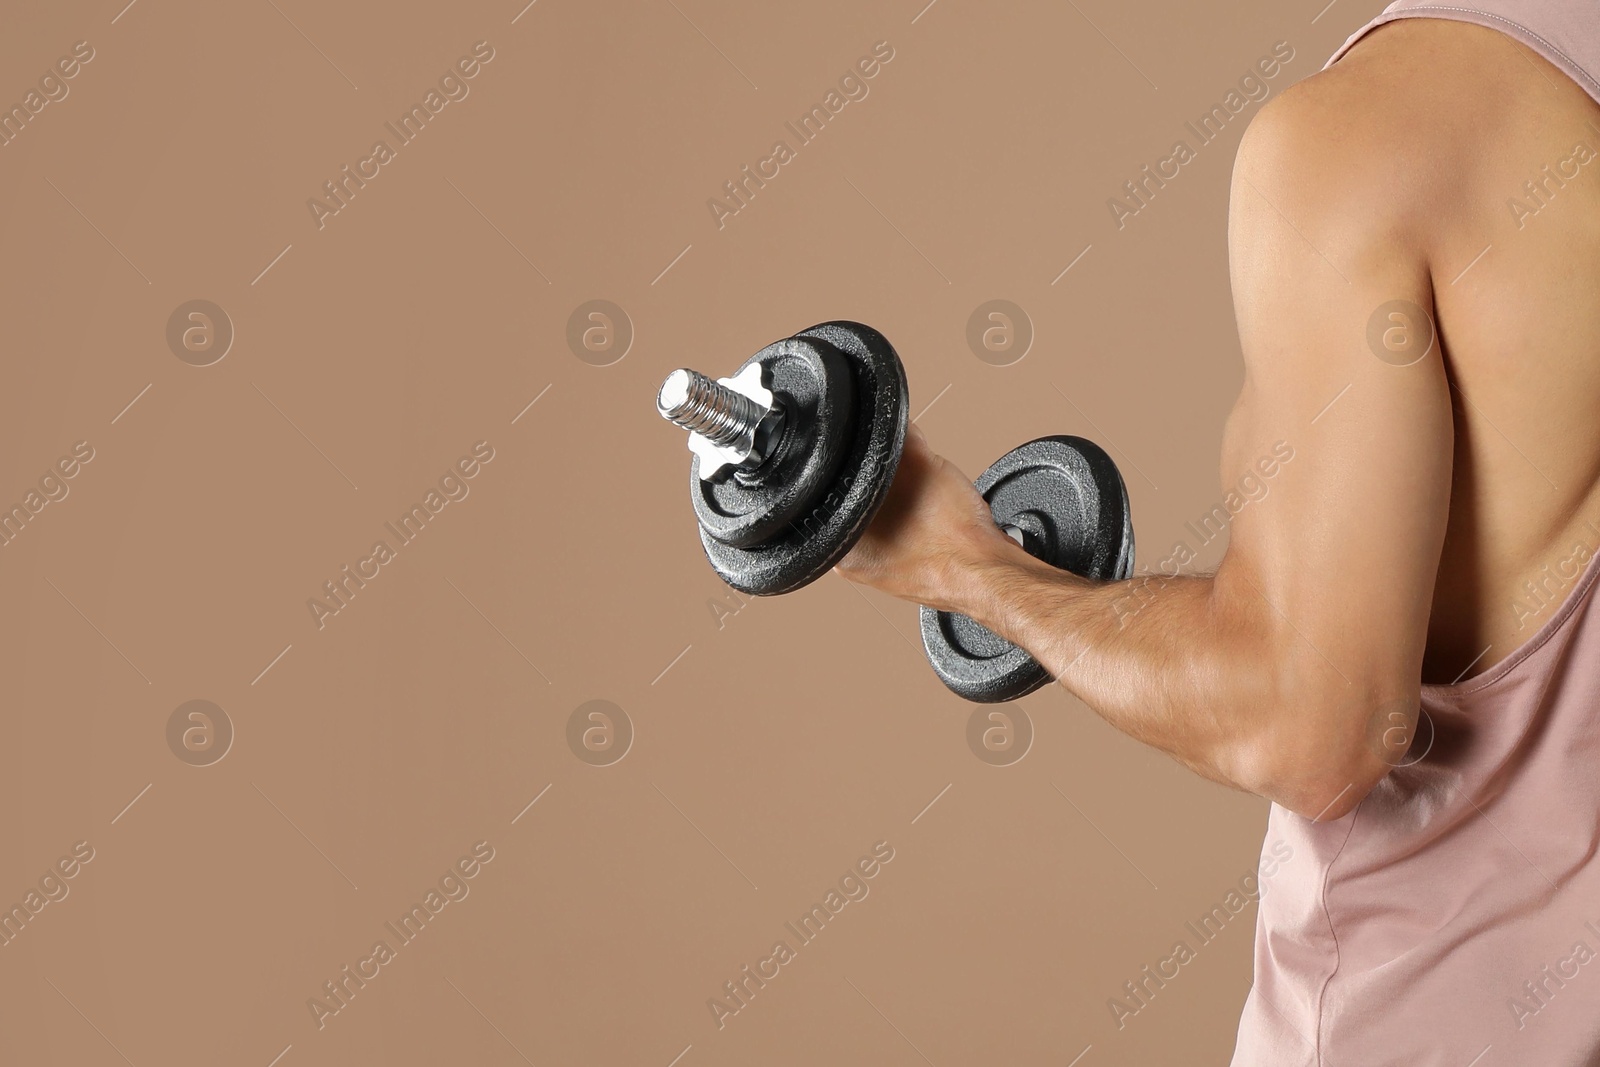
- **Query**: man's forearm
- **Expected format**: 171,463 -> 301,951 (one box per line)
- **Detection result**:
948,544 -> 1383,818
834,423 -> 1426,819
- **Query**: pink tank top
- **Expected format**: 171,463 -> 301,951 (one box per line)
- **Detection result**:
1233,8 -> 1600,1063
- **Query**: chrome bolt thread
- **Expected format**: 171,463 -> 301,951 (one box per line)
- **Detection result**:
656,368 -> 767,446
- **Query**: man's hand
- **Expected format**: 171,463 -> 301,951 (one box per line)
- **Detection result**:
835,425 -> 1025,612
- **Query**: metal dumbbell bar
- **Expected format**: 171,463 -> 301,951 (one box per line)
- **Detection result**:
656,321 -> 1134,703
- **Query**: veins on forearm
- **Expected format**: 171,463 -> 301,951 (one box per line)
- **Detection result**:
957,557 -> 1272,778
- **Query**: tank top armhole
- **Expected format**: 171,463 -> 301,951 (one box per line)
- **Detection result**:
1423,537 -> 1600,697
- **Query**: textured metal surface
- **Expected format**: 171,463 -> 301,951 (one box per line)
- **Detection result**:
920,436 -> 1134,703
690,337 -> 855,549
697,321 -> 909,595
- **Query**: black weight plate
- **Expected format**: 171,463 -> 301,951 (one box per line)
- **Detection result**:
691,337 -> 855,549
701,321 -> 908,596
920,436 -> 1134,703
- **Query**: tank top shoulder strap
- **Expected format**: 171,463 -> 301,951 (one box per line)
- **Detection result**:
1325,1 -> 1600,105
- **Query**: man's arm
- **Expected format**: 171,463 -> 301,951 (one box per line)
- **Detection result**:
838,83 -> 1455,820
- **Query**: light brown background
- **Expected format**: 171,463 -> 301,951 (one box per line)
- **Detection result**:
0,2 -> 1386,1064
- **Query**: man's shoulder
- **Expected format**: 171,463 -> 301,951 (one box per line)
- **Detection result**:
1235,18 -> 1585,251
1235,44 -> 1457,247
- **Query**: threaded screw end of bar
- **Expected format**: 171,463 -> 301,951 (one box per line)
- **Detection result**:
656,369 -> 765,446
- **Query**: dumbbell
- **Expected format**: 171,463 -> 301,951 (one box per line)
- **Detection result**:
655,321 -> 1135,702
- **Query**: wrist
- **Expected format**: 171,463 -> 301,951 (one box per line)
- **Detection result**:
958,537 -> 1097,656
941,533 -> 1058,617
